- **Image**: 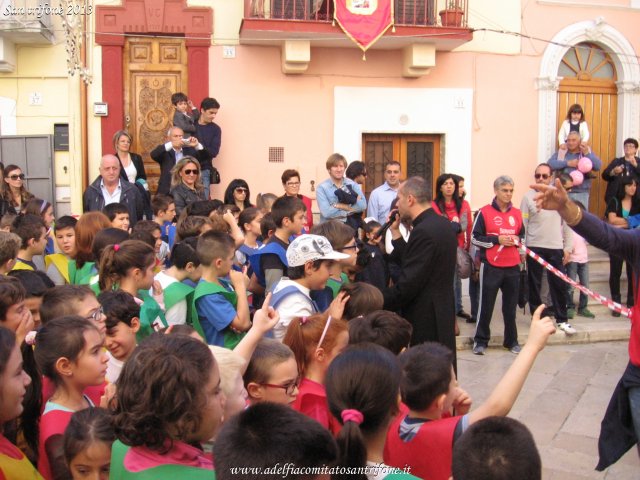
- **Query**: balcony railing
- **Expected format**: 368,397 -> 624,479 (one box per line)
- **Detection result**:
245,0 -> 468,28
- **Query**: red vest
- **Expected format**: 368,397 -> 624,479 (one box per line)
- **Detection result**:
631,289 -> 640,366
384,414 -> 460,480
479,204 -> 523,267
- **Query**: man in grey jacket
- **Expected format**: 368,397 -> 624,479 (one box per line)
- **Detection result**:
83,154 -> 144,225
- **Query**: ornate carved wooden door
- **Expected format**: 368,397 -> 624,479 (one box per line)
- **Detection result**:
362,134 -> 441,199
124,37 -> 188,192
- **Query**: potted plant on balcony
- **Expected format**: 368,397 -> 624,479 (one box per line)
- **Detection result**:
439,0 -> 464,27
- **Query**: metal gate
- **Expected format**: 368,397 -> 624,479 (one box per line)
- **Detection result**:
0,135 -> 56,210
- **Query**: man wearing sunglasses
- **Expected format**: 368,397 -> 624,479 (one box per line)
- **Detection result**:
521,164 -> 577,336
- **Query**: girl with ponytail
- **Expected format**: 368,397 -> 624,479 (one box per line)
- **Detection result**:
283,312 -> 348,435
325,343 -> 419,480
97,240 -> 167,339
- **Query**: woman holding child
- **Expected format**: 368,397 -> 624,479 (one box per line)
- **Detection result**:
170,157 -> 208,216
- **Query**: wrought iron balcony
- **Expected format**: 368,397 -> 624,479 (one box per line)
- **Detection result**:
244,0 -> 468,28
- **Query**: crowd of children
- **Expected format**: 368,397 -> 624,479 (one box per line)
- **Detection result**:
0,96 -> 602,480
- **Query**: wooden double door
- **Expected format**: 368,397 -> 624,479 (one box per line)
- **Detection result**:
124,37 -> 188,192
362,134 -> 441,199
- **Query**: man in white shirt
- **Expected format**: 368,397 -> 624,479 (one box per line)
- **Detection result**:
367,161 -> 401,224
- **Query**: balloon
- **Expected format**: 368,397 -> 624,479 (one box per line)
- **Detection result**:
570,170 -> 584,186
578,157 -> 593,173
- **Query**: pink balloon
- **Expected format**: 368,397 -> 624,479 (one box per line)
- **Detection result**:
570,170 -> 584,186
578,157 -> 593,173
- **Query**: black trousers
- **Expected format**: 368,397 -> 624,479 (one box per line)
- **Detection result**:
609,254 -> 634,307
527,247 -> 568,323
474,263 -> 519,348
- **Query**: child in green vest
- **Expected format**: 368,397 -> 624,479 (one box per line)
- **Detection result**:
98,240 -> 167,340
154,237 -> 202,330
194,231 -> 251,347
10,214 -> 47,272
0,231 -> 20,275
45,215 -> 77,285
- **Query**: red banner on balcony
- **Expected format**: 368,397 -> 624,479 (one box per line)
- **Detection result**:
333,0 -> 394,53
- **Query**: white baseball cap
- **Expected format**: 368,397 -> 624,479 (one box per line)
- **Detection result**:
286,234 -> 350,267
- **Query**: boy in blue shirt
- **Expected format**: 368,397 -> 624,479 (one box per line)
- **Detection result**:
194,230 -> 251,347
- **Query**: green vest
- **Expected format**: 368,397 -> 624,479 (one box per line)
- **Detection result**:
69,260 -> 96,285
163,281 -> 205,339
136,290 -> 168,341
193,280 -> 244,349
327,272 -> 349,298
109,440 -> 215,480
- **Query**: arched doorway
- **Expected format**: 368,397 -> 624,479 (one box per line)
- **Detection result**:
556,42 -> 617,217
537,20 -> 640,214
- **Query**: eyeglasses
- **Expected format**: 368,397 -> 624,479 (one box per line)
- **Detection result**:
534,173 -> 550,180
183,169 -> 199,175
85,306 -> 104,323
261,376 -> 301,396
286,182 -> 301,187
341,244 -> 358,251
8,174 -> 25,180
235,187 -> 248,194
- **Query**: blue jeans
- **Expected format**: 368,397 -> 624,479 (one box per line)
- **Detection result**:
454,271 -> 463,313
569,191 -> 590,211
201,169 -> 211,198
566,261 -> 589,310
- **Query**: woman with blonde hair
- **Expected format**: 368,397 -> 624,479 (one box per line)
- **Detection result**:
169,156 -> 207,216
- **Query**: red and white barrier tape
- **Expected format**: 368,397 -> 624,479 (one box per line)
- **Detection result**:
505,241 -> 633,319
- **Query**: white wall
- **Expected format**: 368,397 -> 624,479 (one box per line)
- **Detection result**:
334,86 -> 474,201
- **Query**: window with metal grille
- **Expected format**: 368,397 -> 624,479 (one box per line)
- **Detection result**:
269,147 -> 284,163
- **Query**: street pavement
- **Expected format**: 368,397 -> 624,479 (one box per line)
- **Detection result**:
457,341 -> 640,479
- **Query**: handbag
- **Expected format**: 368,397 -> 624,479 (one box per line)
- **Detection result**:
211,166 -> 221,185
456,247 -> 473,280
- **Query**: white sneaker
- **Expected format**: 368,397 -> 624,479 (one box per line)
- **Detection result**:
557,322 -> 576,335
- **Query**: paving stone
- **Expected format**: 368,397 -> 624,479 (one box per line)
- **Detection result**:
457,342 -> 640,479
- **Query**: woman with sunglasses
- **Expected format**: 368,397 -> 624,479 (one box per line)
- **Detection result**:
170,157 -> 207,216
2,165 -> 33,215
223,179 -> 252,212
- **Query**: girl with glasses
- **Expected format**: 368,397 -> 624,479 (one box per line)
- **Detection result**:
2,165 -> 33,215
169,157 -> 207,216
223,179 -> 252,212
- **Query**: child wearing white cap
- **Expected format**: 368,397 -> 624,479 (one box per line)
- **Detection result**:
270,234 -> 348,340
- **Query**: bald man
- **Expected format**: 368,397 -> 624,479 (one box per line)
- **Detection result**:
83,154 -> 144,225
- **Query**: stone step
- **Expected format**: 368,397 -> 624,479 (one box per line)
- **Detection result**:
456,285 -> 630,351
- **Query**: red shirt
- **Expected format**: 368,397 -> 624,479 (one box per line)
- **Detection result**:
292,378 -> 341,435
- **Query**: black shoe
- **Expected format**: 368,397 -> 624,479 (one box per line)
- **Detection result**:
466,317 -> 476,324
612,310 -> 621,317
457,310 -> 472,321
